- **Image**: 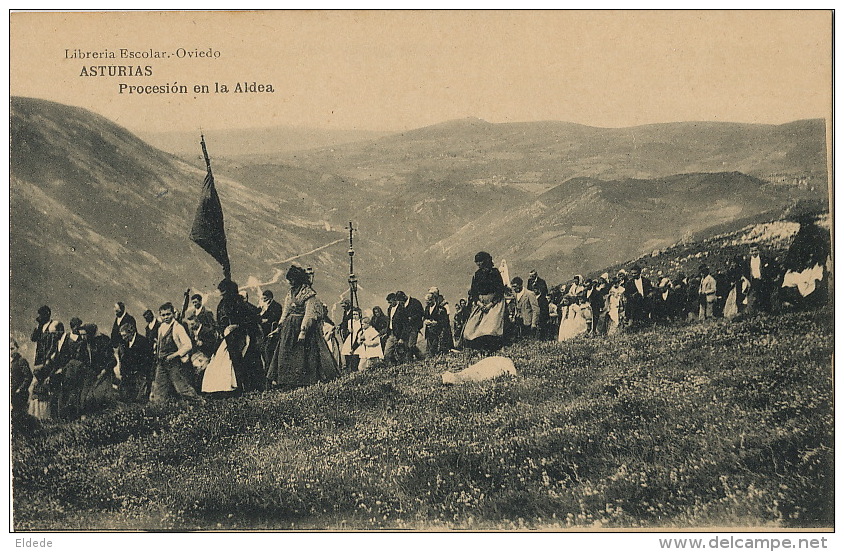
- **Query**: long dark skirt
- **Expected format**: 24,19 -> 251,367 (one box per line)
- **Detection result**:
225,328 -> 264,392
266,314 -> 339,388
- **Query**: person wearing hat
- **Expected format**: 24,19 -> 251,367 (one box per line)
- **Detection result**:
526,270 -> 549,338
461,251 -> 506,352
266,265 -> 339,388
587,276 -> 609,335
510,277 -> 540,339
423,291 -> 450,356
698,264 -> 718,320
396,291 -> 425,361
383,292 -> 407,364
624,265 -> 653,326
30,305 -> 54,367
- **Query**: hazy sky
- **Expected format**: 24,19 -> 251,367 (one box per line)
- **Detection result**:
10,10 -> 832,133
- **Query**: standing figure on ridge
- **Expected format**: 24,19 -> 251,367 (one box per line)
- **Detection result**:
150,302 -> 203,403
397,291 -> 425,361
526,270 -> 549,338
116,321 -> 155,403
423,290 -> 451,356
142,309 -> 160,345
624,265 -> 653,326
510,277 -> 539,339
461,251 -> 506,352
698,265 -> 718,321
266,265 -> 339,388
110,302 -> 136,349
30,305 -> 54,367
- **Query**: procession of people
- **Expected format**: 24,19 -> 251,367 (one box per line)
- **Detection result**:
11,219 -> 832,425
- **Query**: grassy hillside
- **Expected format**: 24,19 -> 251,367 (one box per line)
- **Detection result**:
9,97 -> 382,337
12,306 -> 833,530
413,172 -> 801,302
10,97 -> 828,339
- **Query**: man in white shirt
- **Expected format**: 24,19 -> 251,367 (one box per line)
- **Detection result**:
698,265 -> 718,320
510,277 -> 539,338
68,317 -> 83,342
150,302 -> 203,403
745,245 -> 771,314
110,302 -> 136,349
189,294 -> 216,329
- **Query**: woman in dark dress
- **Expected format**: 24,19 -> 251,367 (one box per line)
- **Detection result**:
461,251 -> 506,352
369,305 -> 390,351
215,278 -> 264,393
266,265 -> 339,388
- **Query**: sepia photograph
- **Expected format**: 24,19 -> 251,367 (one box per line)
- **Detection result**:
6,9 -> 835,538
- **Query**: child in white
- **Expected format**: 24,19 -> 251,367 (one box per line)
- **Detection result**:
356,315 -> 383,371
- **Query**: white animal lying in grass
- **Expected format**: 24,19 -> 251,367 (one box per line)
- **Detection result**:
441,356 -> 518,384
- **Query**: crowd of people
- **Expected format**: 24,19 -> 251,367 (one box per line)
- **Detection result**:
10,216 -> 831,424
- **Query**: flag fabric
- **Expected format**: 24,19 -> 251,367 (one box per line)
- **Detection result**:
190,169 -> 231,278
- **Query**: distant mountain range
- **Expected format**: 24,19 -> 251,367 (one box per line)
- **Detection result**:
9,97 -> 829,336
9,97 -> 384,336
137,126 -> 390,159
272,116 -> 828,191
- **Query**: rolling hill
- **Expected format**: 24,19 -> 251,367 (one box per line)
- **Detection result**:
230,116 -> 827,302
11,185 -> 834,530
408,172 -> 806,301
9,97 -> 385,337
273,117 -> 828,191
9,98 -> 829,339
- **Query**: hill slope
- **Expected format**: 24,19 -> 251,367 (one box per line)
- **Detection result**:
230,117 -> 827,303
276,117 -> 828,190
9,98 -> 829,338
11,211 -> 833,529
408,172 -> 807,304
12,305 -> 833,530
9,97 -> 376,335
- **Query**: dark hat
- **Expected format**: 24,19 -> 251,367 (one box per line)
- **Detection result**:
285,265 -> 310,286
217,278 -> 239,295
474,251 -> 492,263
